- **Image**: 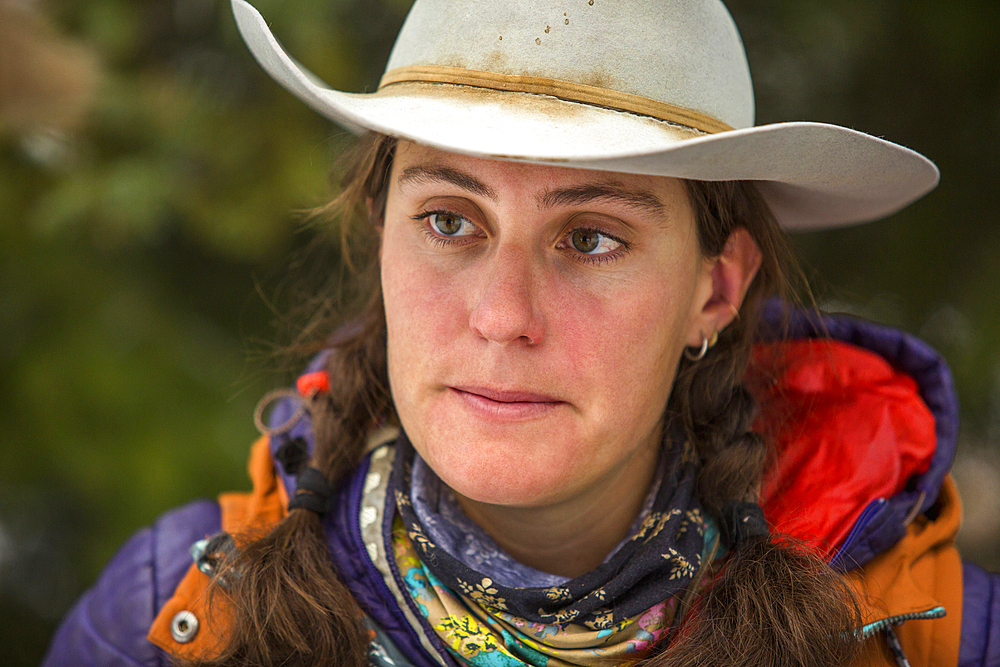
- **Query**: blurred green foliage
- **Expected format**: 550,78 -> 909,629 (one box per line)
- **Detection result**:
0,0 -> 997,662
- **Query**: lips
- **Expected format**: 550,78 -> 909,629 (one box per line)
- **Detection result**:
452,386 -> 561,403
449,385 -> 565,420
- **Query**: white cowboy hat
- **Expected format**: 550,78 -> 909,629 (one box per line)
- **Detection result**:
231,0 -> 938,230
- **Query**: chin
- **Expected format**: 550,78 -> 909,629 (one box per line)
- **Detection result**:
419,428 -> 586,508
446,469 -> 563,507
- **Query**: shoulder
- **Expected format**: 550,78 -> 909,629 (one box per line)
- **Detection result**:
845,478 -> 1000,667
959,559 -> 1000,667
43,499 -> 221,667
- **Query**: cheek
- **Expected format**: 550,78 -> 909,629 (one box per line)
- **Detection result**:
381,231 -> 467,406
554,270 -> 692,368
383,257 -> 462,345
545,273 -> 692,425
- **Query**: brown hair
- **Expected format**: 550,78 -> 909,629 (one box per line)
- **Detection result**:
641,181 -> 863,667
186,133 -> 861,667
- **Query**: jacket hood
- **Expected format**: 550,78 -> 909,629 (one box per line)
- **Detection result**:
752,303 -> 959,569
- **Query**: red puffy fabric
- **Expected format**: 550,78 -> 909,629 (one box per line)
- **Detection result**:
748,339 -> 937,558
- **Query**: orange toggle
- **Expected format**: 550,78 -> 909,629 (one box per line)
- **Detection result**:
296,371 -> 330,397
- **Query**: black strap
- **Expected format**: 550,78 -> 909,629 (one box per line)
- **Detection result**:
720,500 -> 770,549
275,436 -> 309,475
288,467 -> 333,516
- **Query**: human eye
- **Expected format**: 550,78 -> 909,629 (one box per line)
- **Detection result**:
559,227 -> 629,263
412,210 -> 479,242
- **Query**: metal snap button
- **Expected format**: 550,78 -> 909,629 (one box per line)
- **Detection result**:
170,610 -> 199,643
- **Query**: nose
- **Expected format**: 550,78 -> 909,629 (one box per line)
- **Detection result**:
468,245 -> 545,347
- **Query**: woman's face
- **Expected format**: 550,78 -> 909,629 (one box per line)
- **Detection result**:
380,141 -> 716,509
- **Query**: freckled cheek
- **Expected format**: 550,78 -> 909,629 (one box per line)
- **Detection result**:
382,248 -> 471,407
386,261 -> 465,340
547,280 -> 685,421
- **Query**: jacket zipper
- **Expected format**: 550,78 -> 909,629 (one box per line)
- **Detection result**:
828,498 -> 885,570
856,606 -> 947,639
883,625 -> 912,667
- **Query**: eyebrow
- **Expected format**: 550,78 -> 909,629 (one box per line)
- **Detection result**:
397,164 -> 667,218
398,165 -> 496,200
538,183 -> 666,217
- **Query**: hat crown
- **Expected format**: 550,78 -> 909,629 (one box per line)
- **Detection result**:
385,0 -> 755,130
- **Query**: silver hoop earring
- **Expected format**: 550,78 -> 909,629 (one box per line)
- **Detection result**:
684,333 -> 710,361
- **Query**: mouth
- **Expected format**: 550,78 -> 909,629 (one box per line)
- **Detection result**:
448,386 -> 565,420
453,386 -> 561,403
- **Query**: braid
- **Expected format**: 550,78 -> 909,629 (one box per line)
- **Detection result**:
179,135 -> 395,667
693,386 -> 767,515
312,291 -> 392,479
643,181 -> 862,667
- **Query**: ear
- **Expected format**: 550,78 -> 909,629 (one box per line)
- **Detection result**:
685,228 -> 763,347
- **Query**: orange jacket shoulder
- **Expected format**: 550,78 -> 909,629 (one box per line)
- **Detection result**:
147,436 -> 288,659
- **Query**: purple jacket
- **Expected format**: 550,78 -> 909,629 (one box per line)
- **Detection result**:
43,313 -> 1000,666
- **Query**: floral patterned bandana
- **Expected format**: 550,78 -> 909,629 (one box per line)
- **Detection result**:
389,434 -> 714,666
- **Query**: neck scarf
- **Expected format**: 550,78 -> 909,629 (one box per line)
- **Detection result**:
409,451 -> 668,589
388,434 -> 716,666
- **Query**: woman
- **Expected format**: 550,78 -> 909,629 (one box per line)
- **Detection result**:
44,0 -> 999,666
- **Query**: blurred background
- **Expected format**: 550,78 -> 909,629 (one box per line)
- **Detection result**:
1,0 -> 997,662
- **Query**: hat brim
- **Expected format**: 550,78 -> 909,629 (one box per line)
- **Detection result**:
233,0 -> 939,231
